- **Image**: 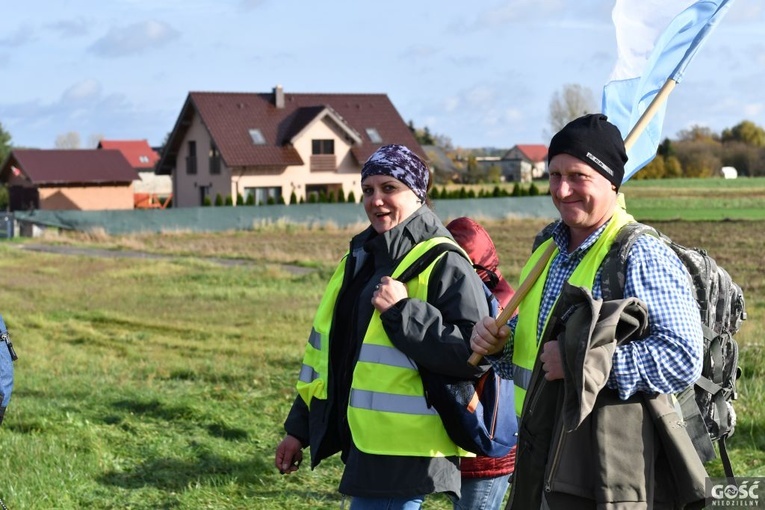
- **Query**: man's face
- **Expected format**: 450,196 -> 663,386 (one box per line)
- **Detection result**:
548,153 -> 617,235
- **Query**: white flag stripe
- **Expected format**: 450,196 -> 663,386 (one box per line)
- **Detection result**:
609,0 -> 697,82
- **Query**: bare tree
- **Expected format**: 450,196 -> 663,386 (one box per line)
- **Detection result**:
55,131 -> 81,149
547,84 -> 598,138
88,133 -> 105,149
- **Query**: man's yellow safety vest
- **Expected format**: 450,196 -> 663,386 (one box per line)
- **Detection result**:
511,208 -> 634,416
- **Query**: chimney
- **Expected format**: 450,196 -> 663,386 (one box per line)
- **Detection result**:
273,84 -> 284,109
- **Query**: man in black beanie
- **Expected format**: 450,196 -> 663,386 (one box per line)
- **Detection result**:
469,113 -> 705,508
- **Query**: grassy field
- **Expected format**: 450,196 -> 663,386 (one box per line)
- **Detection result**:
0,188 -> 763,508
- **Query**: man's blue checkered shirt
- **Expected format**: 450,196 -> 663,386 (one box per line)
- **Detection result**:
492,219 -> 703,399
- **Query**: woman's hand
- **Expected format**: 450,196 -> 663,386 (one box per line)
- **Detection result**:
275,435 -> 303,475
371,276 -> 409,313
470,316 -> 510,356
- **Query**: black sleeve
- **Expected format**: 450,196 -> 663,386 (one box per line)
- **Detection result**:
380,251 -> 490,379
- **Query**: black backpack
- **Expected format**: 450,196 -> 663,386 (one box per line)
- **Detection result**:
395,242 -> 518,458
0,314 -> 18,426
599,222 -> 746,480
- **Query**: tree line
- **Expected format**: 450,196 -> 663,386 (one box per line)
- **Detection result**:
411,83 -> 765,180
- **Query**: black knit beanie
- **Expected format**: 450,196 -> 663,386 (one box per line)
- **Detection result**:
547,114 -> 627,190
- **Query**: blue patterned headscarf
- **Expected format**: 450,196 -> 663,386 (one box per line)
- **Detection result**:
361,144 -> 429,201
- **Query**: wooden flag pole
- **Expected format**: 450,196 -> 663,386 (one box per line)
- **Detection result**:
467,78 -> 678,367
467,242 -> 556,366
624,79 -> 677,152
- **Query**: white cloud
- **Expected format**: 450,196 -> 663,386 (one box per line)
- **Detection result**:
62,79 -> 102,102
89,20 -> 180,57
0,25 -> 36,48
47,18 -> 91,38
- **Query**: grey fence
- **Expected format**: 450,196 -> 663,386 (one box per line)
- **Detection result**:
11,196 -> 558,236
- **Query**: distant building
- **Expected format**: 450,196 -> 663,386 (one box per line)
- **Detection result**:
156,86 -> 424,207
98,139 -> 171,208
422,145 -> 463,183
0,149 -> 138,211
474,144 -> 548,183
500,144 -> 548,183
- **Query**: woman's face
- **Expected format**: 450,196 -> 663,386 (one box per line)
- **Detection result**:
361,174 -> 422,234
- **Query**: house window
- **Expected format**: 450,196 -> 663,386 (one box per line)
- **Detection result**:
209,143 -> 221,175
139,155 -> 150,164
366,128 -> 382,143
186,140 -> 197,175
244,186 -> 282,205
249,129 -> 266,145
312,139 -> 334,155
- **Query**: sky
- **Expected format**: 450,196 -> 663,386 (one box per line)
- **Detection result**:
1,0 -> 763,151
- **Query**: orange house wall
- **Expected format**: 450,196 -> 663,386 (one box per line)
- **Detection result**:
38,185 -> 135,211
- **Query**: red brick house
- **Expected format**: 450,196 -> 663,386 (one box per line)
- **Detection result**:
156,86 -> 424,207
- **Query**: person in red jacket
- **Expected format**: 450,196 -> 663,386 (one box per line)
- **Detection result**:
446,217 -> 516,510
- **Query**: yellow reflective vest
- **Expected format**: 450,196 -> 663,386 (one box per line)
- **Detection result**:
296,236 -> 471,457
511,208 -> 634,416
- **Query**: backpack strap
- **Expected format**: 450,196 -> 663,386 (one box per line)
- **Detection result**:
531,221 -> 559,253
600,222 -> 659,301
395,242 -> 469,283
600,222 -> 731,475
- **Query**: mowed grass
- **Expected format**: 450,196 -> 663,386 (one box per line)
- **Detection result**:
0,202 -> 763,508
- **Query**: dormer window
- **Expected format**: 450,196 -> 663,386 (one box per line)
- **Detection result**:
366,128 -> 382,143
139,155 -> 150,164
249,129 -> 266,145
312,139 -> 334,155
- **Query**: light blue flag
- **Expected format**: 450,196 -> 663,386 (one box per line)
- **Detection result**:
602,0 -> 735,182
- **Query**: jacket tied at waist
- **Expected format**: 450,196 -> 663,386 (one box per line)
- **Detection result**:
508,283 -> 708,510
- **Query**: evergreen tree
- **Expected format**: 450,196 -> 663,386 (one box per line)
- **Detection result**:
511,183 -> 522,197
347,190 -> 356,203
289,191 -> 297,205
0,122 -> 12,164
214,194 -> 224,206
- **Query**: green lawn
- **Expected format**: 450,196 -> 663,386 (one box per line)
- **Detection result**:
0,179 -> 763,508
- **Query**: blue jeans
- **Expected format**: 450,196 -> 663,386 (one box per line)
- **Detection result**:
349,495 -> 426,510
453,474 -> 511,510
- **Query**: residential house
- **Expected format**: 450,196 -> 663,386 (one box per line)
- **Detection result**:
0,149 -> 138,211
499,144 -> 548,183
156,86 -> 425,207
422,145 -> 463,184
98,139 -> 172,208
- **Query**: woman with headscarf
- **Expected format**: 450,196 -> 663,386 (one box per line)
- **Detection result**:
275,144 -> 490,509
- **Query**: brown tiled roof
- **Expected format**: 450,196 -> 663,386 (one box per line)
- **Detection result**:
157,90 -> 424,174
1,149 -> 139,185
514,144 -> 548,163
98,139 -> 159,169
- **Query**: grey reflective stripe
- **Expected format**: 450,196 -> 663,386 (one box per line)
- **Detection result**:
299,364 -> 318,383
349,389 -> 438,416
357,344 -> 417,370
308,328 -> 321,350
513,364 -> 533,390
